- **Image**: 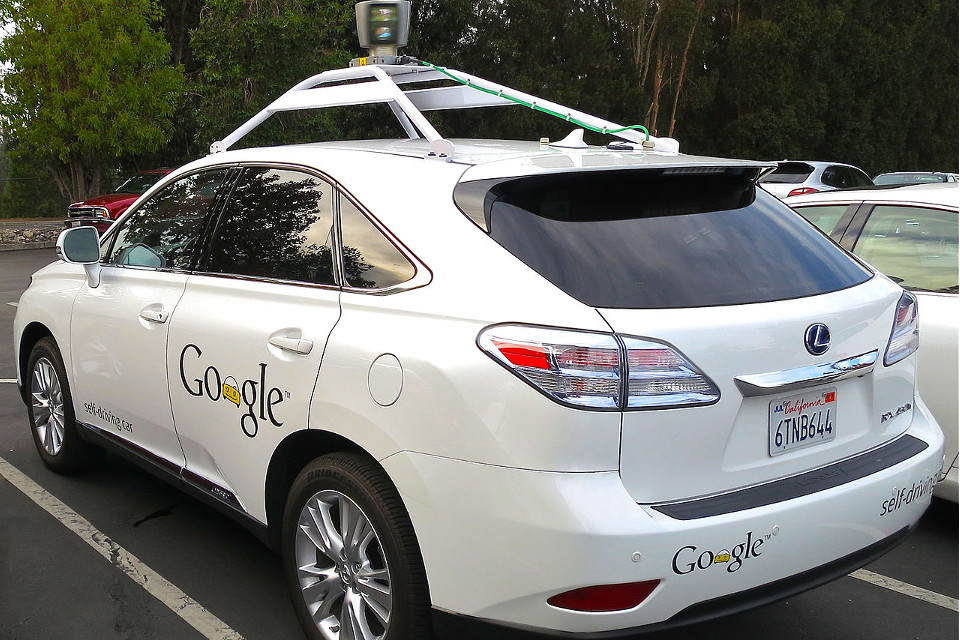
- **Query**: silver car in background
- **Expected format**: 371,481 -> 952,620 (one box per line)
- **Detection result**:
760,160 -> 873,198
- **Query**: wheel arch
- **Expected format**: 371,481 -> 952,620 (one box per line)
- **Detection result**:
263,428 -> 368,550
18,322 -> 54,405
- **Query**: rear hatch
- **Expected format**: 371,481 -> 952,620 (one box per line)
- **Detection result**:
759,161 -> 815,198
458,166 -> 916,503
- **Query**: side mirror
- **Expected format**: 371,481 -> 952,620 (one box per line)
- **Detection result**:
56,227 -> 102,288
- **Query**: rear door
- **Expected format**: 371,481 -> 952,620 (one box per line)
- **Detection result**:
167,166 -> 342,518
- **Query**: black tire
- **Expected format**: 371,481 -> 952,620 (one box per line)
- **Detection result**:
26,337 -> 101,474
282,452 -> 431,640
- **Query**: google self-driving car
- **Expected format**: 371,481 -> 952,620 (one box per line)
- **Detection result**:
13,8 -> 945,639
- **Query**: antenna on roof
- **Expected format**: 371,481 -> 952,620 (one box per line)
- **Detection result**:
350,1 -> 412,67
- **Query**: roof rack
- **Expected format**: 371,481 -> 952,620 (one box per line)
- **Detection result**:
210,62 -> 680,157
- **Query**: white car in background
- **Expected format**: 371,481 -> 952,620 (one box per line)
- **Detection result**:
12,57 -> 946,640
760,160 -> 874,198
787,183 -> 958,502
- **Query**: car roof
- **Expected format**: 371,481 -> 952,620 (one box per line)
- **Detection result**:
784,182 -> 959,208
178,138 -> 774,183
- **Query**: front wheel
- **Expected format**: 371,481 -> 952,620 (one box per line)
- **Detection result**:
282,452 -> 431,640
26,336 -> 100,474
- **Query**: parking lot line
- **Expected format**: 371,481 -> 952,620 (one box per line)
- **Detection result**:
0,379 -> 16,384
850,568 -> 959,611
6,302 -> 16,307
0,456 -> 245,640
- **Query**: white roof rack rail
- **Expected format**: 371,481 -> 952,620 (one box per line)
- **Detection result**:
210,62 -> 680,157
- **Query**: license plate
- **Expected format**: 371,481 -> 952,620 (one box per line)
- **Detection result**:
769,388 -> 836,456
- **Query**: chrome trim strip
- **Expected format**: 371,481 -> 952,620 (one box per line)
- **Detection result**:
734,350 -> 878,397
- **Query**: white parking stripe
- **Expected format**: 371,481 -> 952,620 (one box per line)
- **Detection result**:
0,379 -> 16,384
6,302 -> 17,307
850,568 -> 959,611
0,456 -> 245,640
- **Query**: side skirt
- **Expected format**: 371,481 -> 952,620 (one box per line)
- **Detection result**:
77,421 -> 275,550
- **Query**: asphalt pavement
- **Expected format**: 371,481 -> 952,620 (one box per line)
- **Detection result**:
1,248 -> 957,640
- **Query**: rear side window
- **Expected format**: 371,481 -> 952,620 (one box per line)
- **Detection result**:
205,167 -> 336,285
759,162 -> 814,184
339,196 -> 416,289
456,171 -> 872,309
821,166 -> 844,188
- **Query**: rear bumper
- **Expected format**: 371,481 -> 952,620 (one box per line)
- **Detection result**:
383,399 -> 943,634
430,524 -> 915,639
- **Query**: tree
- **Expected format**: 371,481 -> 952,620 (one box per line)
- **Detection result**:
0,0 -> 185,202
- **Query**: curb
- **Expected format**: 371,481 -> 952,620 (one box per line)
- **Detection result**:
0,241 -> 58,252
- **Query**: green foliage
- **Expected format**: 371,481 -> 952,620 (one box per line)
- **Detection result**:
0,0 -> 185,202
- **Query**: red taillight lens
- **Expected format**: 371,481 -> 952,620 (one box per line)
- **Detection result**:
547,580 -> 660,612
787,187 -> 820,197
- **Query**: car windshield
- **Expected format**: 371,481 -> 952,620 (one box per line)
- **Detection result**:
874,173 -> 947,185
759,162 -> 814,184
115,172 -> 166,194
455,170 -> 872,309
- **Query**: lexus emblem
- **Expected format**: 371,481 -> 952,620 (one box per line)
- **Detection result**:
804,323 -> 831,356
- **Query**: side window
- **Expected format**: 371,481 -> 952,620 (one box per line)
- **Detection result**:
109,170 -> 228,269
205,167 -> 335,285
339,195 -> 416,289
793,205 -> 849,235
821,166 -> 843,188
853,205 -> 958,293
849,168 -> 873,187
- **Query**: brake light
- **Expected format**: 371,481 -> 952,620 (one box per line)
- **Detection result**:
479,326 -> 621,409
787,187 -> 819,197
547,580 -> 660,612
884,291 -> 919,366
478,325 -> 719,410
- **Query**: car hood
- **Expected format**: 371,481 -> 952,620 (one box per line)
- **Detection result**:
70,193 -> 138,208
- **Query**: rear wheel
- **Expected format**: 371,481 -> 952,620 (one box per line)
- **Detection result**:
27,337 -> 100,473
282,453 -> 431,640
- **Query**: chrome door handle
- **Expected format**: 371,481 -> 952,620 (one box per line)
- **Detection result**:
139,307 -> 168,324
269,335 -> 314,355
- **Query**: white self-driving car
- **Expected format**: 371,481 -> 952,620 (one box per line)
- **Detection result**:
14,59 -> 944,640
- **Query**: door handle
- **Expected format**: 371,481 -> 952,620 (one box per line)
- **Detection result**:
139,306 -> 168,324
269,335 -> 314,355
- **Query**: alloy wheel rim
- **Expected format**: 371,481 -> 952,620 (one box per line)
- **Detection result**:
31,357 -> 65,456
296,489 -> 392,640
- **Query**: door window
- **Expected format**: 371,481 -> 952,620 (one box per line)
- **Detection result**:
339,195 -> 416,289
108,169 -> 229,269
205,167 -> 336,285
854,205 -> 958,293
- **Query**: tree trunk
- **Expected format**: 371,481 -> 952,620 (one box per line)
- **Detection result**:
668,0 -> 705,137
648,42 -> 666,136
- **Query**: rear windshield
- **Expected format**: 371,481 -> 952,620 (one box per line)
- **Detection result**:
455,170 -> 872,309
759,162 -> 815,184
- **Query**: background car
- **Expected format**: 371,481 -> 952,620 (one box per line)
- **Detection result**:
874,171 -> 959,186
786,183 -> 958,502
759,160 -> 873,198
65,168 -> 172,233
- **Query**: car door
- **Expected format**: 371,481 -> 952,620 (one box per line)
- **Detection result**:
71,168 -> 233,467
166,166 -> 342,519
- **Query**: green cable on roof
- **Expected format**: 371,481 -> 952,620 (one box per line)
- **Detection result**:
421,62 -> 650,141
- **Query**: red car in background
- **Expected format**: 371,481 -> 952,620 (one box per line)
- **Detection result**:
66,169 -> 172,233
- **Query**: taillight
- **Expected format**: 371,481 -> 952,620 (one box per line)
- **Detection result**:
884,291 -> 919,366
787,187 -> 819,197
547,580 -> 660,612
478,325 -> 719,410
622,337 -> 720,408
479,325 -> 621,409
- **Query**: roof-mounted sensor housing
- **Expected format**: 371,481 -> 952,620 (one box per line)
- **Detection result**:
355,1 -> 411,60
